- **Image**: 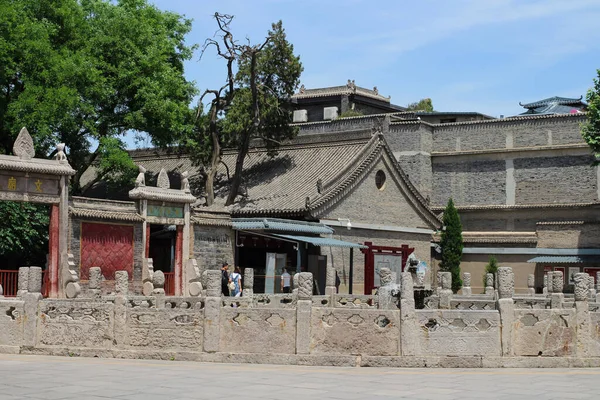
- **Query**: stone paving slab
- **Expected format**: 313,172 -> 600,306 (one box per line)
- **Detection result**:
0,355 -> 600,399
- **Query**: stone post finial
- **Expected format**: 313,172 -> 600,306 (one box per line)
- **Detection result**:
297,272 -> 313,300
142,258 -> 155,296
485,273 -> 494,295
17,267 -> 29,297
206,270 -> 221,297
186,259 -> 202,297
440,272 -> 451,290
115,271 -> 129,295
63,253 -> 81,299
243,268 -> 254,297
152,270 -> 165,295
0,284 -> 3,297
543,273 -> 548,295
292,273 -> 299,296
28,267 -> 42,294
379,268 -> 392,286
596,272 -> 600,292
552,271 -> 563,293
527,274 -> 535,296
13,127 -> 35,160
462,272 -> 472,295
400,271 -> 414,300
574,273 -> 589,302
497,267 -> 514,299
88,267 -> 102,298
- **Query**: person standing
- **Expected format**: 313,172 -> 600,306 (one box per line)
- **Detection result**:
281,268 -> 291,293
229,266 -> 242,297
221,262 -> 230,296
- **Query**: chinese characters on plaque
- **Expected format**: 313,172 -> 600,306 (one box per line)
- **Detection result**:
0,174 -> 59,196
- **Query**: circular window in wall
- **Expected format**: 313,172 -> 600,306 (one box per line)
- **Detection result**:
375,170 -> 386,190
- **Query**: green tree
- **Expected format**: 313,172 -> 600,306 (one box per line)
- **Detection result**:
582,69 -> 600,159
0,202 -> 49,268
483,255 -> 498,289
439,198 -> 463,293
406,98 -> 434,112
192,14 -> 302,206
0,0 -> 197,193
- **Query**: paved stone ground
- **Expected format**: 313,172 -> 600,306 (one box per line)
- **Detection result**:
0,355 -> 600,400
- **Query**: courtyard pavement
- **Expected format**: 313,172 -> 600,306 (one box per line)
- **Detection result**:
0,354 -> 599,399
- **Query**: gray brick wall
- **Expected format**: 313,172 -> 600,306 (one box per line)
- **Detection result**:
514,155 -> 597,204
432,160 -> 506,206
193,225 -> 234,272
321,159 -> 433,229
433,116 -> 586,152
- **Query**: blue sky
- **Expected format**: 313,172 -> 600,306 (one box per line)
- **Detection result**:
138,0 -> 600,146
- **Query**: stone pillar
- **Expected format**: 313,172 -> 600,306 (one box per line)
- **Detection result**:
574,273 -> 588,302
588,275 -> 596,300
115,271 -> 129,295
88,267 -> 102,298
379,268 -> 392,286
152,270 -> 166,308
596,272 -> 600,303
462,272 -> 472,296
113,271 -> 127,348
28,267 -> 42,293
203,270 -> 221,353
527,274 -> 535,296
436,271 -> 442,295
543,274 -> 548,295
142,258 -> 154,296
574,273 -> 595,357
23,290 -> 42,348
551,271 -> 564,309
485,273 -> 494,295
174,225 -> 183,296
242,268 -> 254,297
17,267 -> 29,297
296,272 -> 312,354
325,264 -> 336,295
400,271 -> 420,356
496,267 -> 514,356
182,203 -> 191,285
47,204 -> 59,298
439,272 -> 452,309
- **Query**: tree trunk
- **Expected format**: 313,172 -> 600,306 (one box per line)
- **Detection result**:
204,106 -> 221,206
225,49 -> 260,207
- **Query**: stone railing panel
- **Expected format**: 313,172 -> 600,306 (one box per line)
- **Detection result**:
450,297 -> 496,311
0,299 -> 24,347
126,306 -> 203,350
513,296 -> 551,310
37,300 -> 114,348
164,297 -> 205,310
252,294 -> 297,308
333,294 -> 377,309
310,308 -> 400,356
512,309 -> 576,356
415,310 -> 501,356
219,308 -> 296,354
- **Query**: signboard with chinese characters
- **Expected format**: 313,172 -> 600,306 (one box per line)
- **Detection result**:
147,202 -> 184,219
0,173 -> 60,197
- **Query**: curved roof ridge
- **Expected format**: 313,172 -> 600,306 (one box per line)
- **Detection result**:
308,133 -> 441,228
520,96 -> 585,108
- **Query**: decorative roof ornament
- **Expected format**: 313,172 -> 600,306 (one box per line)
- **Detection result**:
373,86 -> 378,95
346,79 -> 356,92
181,171 -> 190,193
13,127 -> 35,160
316,179 -> 323,194
134,165 -> 146,188
157,168 -> 170,189
299,84 -> 305,94
54,143 -> 67,163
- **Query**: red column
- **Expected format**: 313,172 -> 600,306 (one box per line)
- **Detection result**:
174,225 -> 183,296
48,204 -> 60,298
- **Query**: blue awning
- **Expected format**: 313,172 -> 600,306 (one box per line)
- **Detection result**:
232,218 -> 334,234
527,256 -> 600,263
273,234 -> 367,249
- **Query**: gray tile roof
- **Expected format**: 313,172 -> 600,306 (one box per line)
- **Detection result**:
82,132 -> 441,228
520,96 -> 585,109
